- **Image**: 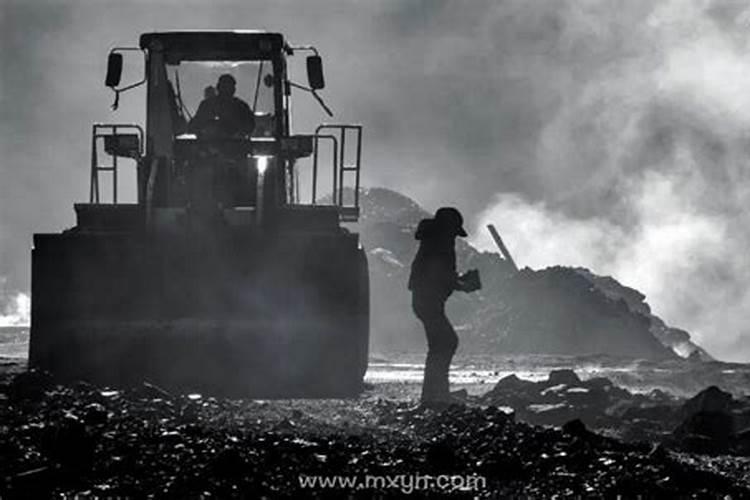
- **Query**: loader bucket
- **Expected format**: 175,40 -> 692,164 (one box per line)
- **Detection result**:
29,229 -> 369,397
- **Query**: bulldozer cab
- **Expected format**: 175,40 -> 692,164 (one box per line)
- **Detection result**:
31,31 -> 369,397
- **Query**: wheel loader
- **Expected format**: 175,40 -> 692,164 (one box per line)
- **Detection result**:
29,31 -> 369,397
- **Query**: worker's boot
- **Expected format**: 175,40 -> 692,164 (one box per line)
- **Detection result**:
420,352 -> 460,407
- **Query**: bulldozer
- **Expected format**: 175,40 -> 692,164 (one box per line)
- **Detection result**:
29,31 -> 369,397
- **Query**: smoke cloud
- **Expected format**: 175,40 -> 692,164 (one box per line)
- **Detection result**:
466,0 -> 750,361
3,1 -> 750,359
0,294 -> 30,327
0,277 -> 30,327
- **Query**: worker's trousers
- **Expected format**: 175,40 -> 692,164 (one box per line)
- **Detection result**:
412,291 -> 458,402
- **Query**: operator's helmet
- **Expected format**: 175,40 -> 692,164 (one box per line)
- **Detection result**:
434,207 -> 468,237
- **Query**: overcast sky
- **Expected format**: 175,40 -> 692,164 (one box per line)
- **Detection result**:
3,0 -> 750,361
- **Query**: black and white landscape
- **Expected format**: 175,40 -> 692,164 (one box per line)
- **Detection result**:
4,1 -> 750,497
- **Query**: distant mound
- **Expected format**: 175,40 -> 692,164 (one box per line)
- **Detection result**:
356,187 -> 709,361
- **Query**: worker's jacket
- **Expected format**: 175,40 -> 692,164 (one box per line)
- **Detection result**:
189,96 -> 255,138
408,218 -> 459,300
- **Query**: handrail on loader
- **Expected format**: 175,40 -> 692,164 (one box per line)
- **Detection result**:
90,124 -> 144,204
312,124 -> 362,221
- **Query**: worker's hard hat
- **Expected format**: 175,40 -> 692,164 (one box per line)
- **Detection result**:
434,207 -> 467,237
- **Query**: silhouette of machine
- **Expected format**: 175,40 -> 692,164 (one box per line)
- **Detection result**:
29,31 -> 368,397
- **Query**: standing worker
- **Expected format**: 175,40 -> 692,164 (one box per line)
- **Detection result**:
408,207 -> 481,404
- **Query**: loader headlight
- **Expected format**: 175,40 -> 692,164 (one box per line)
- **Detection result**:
255,155 -> 270,174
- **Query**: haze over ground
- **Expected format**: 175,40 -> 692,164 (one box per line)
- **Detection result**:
2,0 -> 750,361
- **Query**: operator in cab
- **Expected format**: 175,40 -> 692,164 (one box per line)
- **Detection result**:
189,74 -> 255,138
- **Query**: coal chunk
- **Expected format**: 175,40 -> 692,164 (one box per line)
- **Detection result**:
547,369 -> 581,387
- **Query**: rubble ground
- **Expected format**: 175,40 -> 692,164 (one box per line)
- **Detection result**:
1,361 -> 750,498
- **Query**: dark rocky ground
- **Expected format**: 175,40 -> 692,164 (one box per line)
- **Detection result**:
2,361 -> 750,499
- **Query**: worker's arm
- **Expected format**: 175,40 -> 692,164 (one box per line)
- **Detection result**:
239,100 -> 256,136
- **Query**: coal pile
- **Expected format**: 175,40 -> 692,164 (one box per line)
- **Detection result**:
2,372 -> 749,498
575,268 -> 713,361
474,267 -> 675,359
481,369 -> 750,457
481,369 -> 679,441
357,187 -> 706,360
668,386 -> 750,456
